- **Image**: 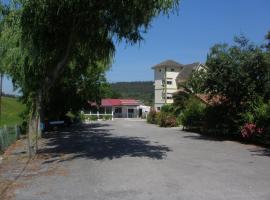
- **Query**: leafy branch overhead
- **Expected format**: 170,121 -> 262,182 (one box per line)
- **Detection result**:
0,0 -> 180,150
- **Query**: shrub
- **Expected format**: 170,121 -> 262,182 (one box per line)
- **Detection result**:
173,91 -> 190,115
203,104 -> 239,135
241,123 -> 263,139
181,98 -> 205,130
89,115 -> 98,121
147,108 -> 157,124
252,101 -> 270,142
157,112 -> 178,127
102,115 -> 112,120
161,104 -> 174,113
80,113 -> 86,121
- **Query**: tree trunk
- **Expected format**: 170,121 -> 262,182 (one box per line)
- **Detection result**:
27,98 -> 41,156
37,89 -> 45,138
27,114 -> 36,157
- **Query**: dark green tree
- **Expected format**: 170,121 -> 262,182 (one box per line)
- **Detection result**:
204,36 -> 270,111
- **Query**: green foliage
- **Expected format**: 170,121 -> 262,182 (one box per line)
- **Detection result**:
182,34 -> 270,142
102,115 -> 112,121
203,104 -> 239,135
43,61 -> 110,120
205,36 -> 270,111
110,81 -> 154,106
173,91 -> 190,115
0,96 -> 26,127
183,69 -> 207,94
160,104 -> 174,113
181,98 -> 205,130
250,101 -> 270,138
0,0 -> 179,127
89,115 -> 98,121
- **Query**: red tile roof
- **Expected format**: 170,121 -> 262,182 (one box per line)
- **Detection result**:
101,99 -> 140,107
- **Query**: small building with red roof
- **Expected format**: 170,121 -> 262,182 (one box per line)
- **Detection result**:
88,99 -> 150,118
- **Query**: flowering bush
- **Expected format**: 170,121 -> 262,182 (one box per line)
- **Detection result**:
157,112 -> 178,127
241,123 -> 263,139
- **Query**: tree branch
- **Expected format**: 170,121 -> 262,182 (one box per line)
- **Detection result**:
47,30 -> 74,89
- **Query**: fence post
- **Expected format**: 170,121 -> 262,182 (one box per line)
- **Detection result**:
15,124 -> 20,140
3,125 -> 7,150
112,111 -> 114,121
0,129 -> 4,152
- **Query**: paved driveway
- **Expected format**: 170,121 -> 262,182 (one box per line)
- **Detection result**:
14,119 -> 270,200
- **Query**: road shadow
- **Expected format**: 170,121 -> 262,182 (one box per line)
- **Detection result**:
248,147 -> 270,157
182,130 -> 270,158
182,134 -> 226,142
39,123 -> 171,163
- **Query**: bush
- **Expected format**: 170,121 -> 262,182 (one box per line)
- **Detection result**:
203,104 -> 240,135
181,98 -> 205,130
89,115 -> 98,121
157,112 -> 178,127
147,108 -> 157,124
241,123 -> 263,139
173,91 -> 191,115
102,115 -> 112,120
251,101 -> 270,142
161,104 -> 174,113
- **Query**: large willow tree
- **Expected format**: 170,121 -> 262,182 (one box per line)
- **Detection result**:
1,0 -> 180,154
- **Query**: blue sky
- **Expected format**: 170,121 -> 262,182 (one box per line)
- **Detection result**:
3,0 -> 270,93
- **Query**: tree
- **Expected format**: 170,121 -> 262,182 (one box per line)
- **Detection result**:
204,36 -> 270,111
266,31 -> 270,50
1,0 -> 180,154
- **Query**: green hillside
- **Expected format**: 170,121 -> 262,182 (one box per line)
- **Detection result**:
110,81 -> 154,106
0,96 -> 25,127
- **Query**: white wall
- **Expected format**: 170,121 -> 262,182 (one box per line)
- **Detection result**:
112,106 -> 139,118
154,66 -> 181,109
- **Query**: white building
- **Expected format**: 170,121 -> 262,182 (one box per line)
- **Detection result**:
88,99 -> 150,118
152,60 -> 205,111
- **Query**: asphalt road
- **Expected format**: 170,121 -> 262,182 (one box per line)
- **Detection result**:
14,119 -> 270,200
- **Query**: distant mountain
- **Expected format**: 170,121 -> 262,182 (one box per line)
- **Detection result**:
110,81 -> 154,106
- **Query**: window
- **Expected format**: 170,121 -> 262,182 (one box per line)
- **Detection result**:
167,81 -> 172,85
157,107 -> 161,111
159,69 -> 162,72
128,109 -> 134,113
167,93 -> 173,100
171,68 -> 175,72
115,107 -> 122,113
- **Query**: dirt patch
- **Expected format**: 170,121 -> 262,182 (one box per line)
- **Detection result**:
0,138 -> 69,200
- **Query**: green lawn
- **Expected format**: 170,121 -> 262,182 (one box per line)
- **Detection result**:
0,96 -> 25,127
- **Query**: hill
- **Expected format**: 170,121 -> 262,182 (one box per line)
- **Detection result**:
110,81 -> 154,106
0,96 -> 25,127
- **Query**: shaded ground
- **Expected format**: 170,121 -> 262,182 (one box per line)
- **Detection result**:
39,123 -> 171,161
1,119 -> 270,200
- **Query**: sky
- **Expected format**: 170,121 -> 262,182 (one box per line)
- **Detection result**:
3,0 -> 270,94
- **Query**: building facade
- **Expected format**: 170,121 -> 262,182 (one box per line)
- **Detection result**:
87,99 -> 150,118
152,60 -> 205,111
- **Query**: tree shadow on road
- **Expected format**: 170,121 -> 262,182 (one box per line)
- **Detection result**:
182,131 -> 270,158
247,147 -> 270,157
39,123 -> 171,163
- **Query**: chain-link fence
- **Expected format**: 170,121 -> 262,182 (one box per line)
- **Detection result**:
0,125 -> 20,153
